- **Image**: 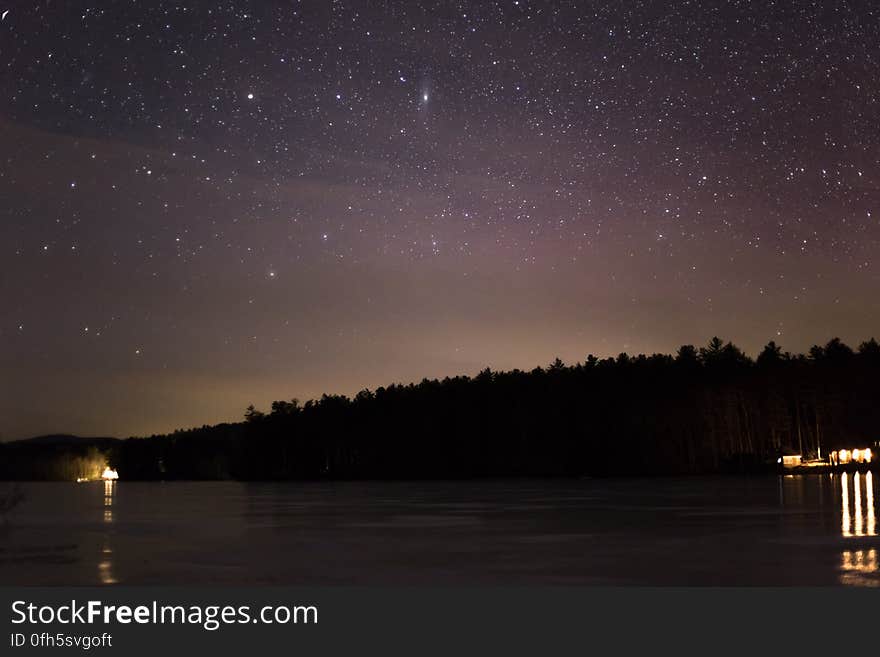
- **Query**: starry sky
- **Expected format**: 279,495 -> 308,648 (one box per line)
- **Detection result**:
2,1 -> 879,440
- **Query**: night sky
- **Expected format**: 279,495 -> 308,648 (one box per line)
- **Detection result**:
2,1 -> 879,440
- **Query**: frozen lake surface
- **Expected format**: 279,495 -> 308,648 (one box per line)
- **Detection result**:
1,474 -> 878,585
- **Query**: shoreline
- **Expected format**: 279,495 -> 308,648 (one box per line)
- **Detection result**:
780,463 -> 877,475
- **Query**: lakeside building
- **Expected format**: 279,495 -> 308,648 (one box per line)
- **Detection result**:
831,448 -> 872,467
780,443 -> 876,472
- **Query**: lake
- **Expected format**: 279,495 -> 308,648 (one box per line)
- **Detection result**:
1,474 -> 877,585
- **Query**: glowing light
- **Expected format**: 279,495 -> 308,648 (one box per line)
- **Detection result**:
101,468 -> 119,480
840,549 -> 879,586
835,447 -> 874,464
855,472 -> 863,536
98,557 -> 117,585
842,472 -> 851,537
100,482 -> 117,583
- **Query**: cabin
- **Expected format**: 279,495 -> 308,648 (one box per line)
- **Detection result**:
831,448 -> 872,466
776,447 -> 804,468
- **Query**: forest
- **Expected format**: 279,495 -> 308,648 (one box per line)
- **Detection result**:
2,337 -> 879,480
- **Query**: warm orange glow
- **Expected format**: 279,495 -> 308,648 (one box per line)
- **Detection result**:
840,549 -> 879,586
855,472 -> 863,536
841,549 -> 878,573
100,480 -> 117,583
840,471 -> 877,539
837,447 -> 873,465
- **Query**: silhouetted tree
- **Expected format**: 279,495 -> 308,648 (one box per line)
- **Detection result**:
244,405 -> 265,423
757,341 -> 783,366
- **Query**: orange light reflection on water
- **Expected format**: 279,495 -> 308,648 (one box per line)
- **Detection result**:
99,479 -> 117,584
839,471 -> 879,586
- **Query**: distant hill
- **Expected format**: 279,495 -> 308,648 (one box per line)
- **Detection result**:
8,434 -> 119,446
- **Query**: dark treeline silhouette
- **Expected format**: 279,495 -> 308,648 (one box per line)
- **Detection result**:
3,337 -> 880,480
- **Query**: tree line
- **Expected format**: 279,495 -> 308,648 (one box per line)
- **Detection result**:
2,337 -> 879,480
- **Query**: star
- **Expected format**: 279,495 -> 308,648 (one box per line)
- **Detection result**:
3,0 -> 880,444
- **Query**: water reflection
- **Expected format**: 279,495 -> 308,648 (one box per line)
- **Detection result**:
854,473 -> 862,536
839,471 -> 878,586
99,480 -> 117,584
840,472 -> 876,538
840,549 -> 879,587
